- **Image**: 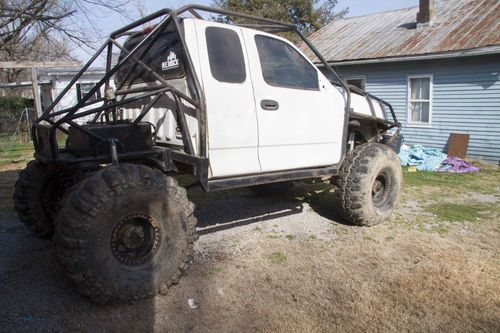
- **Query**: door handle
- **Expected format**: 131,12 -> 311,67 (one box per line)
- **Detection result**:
260,99 -> 279,111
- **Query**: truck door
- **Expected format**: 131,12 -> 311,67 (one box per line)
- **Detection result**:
242,30 -> 345,172
193,20 -> 260,178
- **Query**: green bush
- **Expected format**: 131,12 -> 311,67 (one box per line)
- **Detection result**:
0,96 -> 34,133
0,96 -> 33,113
0,96 -> 33,111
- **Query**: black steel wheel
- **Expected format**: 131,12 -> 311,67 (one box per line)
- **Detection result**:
372,172 -> 390,206
110,214 -> 162,266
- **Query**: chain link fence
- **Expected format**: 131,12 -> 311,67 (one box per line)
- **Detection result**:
0,106 -> 36,164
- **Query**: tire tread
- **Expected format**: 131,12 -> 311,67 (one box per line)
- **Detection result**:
54,163 -> 197,303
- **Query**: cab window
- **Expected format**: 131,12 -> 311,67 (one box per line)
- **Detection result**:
255,35 -> 318,90
206,27 -> 246,83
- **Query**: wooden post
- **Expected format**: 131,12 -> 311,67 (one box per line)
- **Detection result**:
30,67 -> 42,117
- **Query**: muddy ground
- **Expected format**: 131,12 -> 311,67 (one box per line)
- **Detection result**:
0,162 -> 499,333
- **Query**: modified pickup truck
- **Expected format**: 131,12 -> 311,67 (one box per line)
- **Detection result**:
14,5 -> 402,303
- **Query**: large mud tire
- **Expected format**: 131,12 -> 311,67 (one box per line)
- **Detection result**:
336,143 -> 402,226
54,163 -> 197,303
14,161 -> 61,238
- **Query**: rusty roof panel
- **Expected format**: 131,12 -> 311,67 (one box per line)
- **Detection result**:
302,0 -> 500,62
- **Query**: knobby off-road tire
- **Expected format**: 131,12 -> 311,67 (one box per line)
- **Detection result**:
14,160 -> 63,238
54,163 -> 197,303
249,181 -> 293,196
336,143 -> 402,226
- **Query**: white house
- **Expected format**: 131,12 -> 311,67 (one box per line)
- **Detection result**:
38,67 -> 115,123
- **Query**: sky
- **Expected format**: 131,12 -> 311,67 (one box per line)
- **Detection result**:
72,0 -> 419,64
337,0 -> 418,17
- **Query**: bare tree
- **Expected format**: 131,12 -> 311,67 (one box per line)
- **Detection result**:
132,0 -> 151,28
0,0 -> 131,62
133,0 -> 148,19
0,0 -> 133,83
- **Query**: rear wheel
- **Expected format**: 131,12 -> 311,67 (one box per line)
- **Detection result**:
14,161 -> 62,238
336,143 -> 402,226
54,163 -> 197,303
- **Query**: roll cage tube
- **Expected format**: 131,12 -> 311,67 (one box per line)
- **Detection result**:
33,4 -> 398,165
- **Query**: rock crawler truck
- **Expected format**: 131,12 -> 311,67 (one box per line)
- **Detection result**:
14,5 -> 403,303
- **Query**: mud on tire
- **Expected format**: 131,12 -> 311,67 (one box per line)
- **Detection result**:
54,163 -> 197,303
336,143 -> 402,226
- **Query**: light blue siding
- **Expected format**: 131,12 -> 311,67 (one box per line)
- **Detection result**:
336,54 -> 500,164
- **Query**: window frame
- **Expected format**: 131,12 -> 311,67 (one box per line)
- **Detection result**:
345,75 -> 367,90
407,74 -> 433,128
76,82 -> 101,103
254,34 -> 320,91
205,26 -> 247,84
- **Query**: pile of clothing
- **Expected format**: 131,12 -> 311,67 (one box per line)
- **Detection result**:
438,157 -> 481,173
398,144 -> 480,173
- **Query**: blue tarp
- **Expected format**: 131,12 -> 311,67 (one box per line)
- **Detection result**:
398,144 -> 448,171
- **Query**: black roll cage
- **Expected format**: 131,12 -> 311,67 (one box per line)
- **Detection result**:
33,4 -> 400,191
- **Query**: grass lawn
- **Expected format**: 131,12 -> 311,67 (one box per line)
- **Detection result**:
403,166 -> 500,194
0,132 -> 66,166
0,142 -> 34,165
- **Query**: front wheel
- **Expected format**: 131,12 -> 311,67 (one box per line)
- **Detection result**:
336,143 -> 402,226
54,163 -> 197,303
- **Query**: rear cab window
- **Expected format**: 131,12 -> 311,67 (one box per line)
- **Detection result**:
206,27 -> 246,83
254,35 -> 319,90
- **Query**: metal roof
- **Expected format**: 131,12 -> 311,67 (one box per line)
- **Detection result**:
302,0 -> 500,64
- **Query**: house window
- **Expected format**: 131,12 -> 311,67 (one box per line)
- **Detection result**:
408,75 -> 432,126
76,83 -> 101,103
346,77 -> 366,90
254,35 -> 319,90
206,27 -> 246,83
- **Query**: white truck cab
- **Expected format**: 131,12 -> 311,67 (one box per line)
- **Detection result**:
189,19 -> 345,177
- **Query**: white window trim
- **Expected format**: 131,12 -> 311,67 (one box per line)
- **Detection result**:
407,74 -> 433,128
345,75 -> 367,90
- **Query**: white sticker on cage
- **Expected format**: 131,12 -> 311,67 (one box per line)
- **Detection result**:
161,52 -> 179,71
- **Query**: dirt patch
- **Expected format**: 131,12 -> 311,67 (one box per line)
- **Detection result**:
0,165 -> 499,332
